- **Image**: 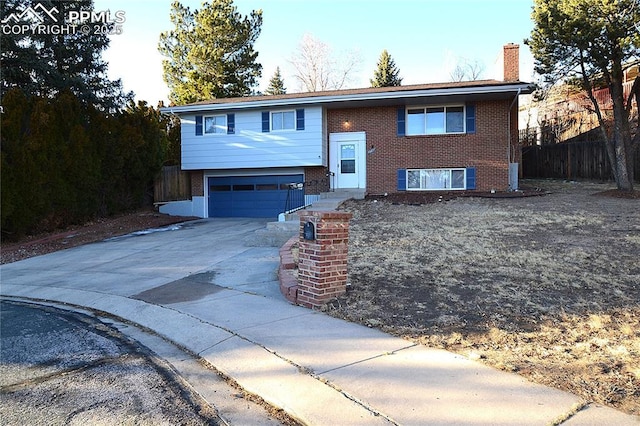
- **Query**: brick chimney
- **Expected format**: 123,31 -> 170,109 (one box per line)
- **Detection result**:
502,43 -> 520,82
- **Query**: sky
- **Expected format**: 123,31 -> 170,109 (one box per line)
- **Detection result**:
94,0 -> 536,105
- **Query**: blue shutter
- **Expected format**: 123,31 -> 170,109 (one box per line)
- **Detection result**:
466,104 -> 476,134
227,113 -> 235,134
296,109 -> 305,130
261,112 -> 270,132
397,169 -> 407,191
195,115 -> 203,136
466,167 -> 476,190
397,107 -> 405,136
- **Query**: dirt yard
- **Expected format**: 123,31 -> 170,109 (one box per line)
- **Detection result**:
326,179 -> 639,416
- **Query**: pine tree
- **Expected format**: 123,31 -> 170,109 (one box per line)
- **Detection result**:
527,0 -> 639,190
0,0 -> 131,111
264,67 -> 286,95
370,50 -> 402,88
159,0 -> 263,105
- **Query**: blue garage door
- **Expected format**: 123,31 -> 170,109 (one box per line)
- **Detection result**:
208,174 -> 303,218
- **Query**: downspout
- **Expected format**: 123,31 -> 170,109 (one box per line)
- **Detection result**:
507,88 -> 522,164
507,88 -> 522,190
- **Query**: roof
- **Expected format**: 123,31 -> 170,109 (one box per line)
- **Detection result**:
162,79 -> 533,114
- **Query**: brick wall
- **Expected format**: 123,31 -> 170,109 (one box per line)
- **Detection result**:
326,99 -> 515,193
191,171 -> 204,196
303,166 -> 330,194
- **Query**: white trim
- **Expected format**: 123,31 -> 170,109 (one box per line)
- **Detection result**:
204,168 -> 305,177
329,132 -> 366,190
162,83 -> 531,114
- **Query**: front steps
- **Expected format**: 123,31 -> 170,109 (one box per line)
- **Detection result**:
321,188 -> 366,200
246,221 -> 299,247
248,189 -> 364,247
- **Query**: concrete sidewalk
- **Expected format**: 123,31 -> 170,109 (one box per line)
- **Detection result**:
1,218 -> 637,425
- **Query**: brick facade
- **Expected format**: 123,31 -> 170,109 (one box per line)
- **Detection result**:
326,99 -> 517,193
190,171 -> 204,196
303,166 -> 330,194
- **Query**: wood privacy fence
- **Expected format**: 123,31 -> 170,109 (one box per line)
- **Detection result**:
522,140 -> 640,182
154,165 -> 191,202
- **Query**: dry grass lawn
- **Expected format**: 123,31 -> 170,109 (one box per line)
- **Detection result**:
326,179 -> 639,416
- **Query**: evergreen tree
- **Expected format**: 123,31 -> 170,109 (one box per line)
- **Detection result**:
370,50 -> 402,88
1,89 -> 169,238
264,67 -> 286,95
526,0 -> 639,191
159,0 -> 263,105
0,0 -> 131,111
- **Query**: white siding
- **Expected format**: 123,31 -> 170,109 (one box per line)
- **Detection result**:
181,107 -> 325,170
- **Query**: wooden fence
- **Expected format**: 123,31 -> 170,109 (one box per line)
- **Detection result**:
522,140 -> 640,182
154,165 -> 191,202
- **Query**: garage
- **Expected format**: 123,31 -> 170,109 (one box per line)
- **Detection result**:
208,174 -> 304,218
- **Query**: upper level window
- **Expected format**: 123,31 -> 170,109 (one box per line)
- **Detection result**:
406,106 -> 465,135
271,110 -> 295,131
204,115 -> 227,134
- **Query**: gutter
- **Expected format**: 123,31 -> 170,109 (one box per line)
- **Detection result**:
161,83 -> 532,115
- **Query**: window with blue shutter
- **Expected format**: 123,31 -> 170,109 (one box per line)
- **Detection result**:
397,107 -> 406,136
397,169 -> 407,191
296,109 -> 305,130
466,104 -> 476,134
261,112 -> 270,132
195,115 -> 203,136
227,113 -> 235,134
465,167 -> 476,190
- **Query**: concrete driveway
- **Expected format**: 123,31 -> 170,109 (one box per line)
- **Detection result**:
1,218 -> 289,425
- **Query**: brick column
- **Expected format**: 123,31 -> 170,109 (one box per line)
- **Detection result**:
297,210 -> 353,309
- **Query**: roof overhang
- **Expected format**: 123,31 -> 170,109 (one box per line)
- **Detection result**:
161,82 -> 534,115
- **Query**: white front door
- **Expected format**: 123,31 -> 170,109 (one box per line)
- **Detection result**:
329,132 -> 366,189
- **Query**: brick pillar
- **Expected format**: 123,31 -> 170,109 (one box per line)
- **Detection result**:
297,210 -> 352,309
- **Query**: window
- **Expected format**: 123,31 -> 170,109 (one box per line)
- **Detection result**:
204,115 -> 227,134
340,144 -> 356,174
262,109 -> 304,132
406,168 -> 467,190
271,110 -> 295,131
406,105 -> 465,135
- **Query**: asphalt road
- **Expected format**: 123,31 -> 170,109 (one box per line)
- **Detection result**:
0,300 -> 283,426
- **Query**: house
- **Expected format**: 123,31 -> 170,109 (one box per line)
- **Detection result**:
520,62 -> 639,146
161,44 -> 532,219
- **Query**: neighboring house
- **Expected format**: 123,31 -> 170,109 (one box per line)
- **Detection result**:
161,44 -> 531,219
520,62 -> 639,146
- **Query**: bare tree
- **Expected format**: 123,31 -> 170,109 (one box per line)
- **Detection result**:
450,59 -> 485,82
288,33 -> 360,92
